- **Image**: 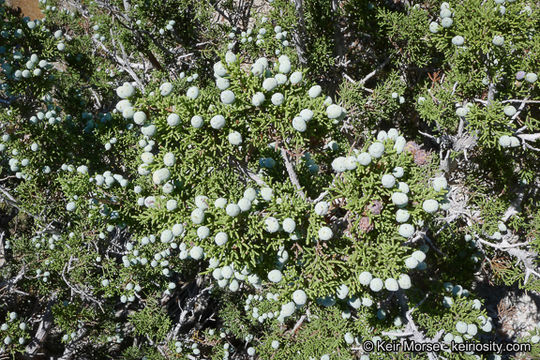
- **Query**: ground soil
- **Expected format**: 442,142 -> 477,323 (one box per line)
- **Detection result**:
7,0 -> 44,19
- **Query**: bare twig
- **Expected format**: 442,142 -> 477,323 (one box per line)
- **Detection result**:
58,328 -> 88,360
502,99 -> 540,104
0,262 -> 25,294
61,256 -> 104,311
358,56 -> 391,85
381,331 -> 414,337
501,184 -> 525,222
311,190 -> 329,203
487,82 -> 496,106
280,147 -> 306,200
292,0 -> 307,65
476,238 -> 530,250
419,130 -> 439,142
517,133 -> 540,142
229,157 -> 267,187
475,236 -> 539,285
290,314 -> 306,335
25,292 -> 58,357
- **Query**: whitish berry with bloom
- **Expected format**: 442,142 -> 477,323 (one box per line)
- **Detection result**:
399,224 -> 415,238
394,136 -> 406,153
308,85 -> 322,98
503,105 -> 516,117
396,209 -> 410,223
275,73 -> 287,85
271,93 -> 284,106
216,77 -> 230,90
369,278 -> 384,292
190,115 -> 203,128
210,115 -> 226,129
398,181 -> 409,194
163,152 -> 175,167
251,92 -> 265,106
456,321 -> 468,334
377,130 -> 388,141
161,229 -> 173,243
492,35 -> 504,46
77,165 -> 88,174
166,200 -> 178,211
467,324 -> 478,336
331,284 -> 349,301
141,151 -> 154,164
228,131 -> 242,145
344,156 -> 357,170
172,224 -> 184,236
133,111 -> 146,125
215,232 -> 228,246
315,201 -> 329,216
292,290 -> 307,305
292,117 -> 306,132
326,104 -> 342,119
498,135 -> 511,147
237,198 -> 251,212
300,109 -> 313,121
278,55 -> 291,73
331,157 -> 347,173
393,167 -> 404,178
225,51 -> 236,64
160,82 -> 173,96
525,73 -> 538,83
422,199 -> 439,213
405,257 -> 419,269
191,208 -> 205,224
152,168 -> 170,185
262,78 -> 278,91
195,195 -> 209,209
116,82 -> 135,99
141,125 -> 156,137
398,274 -> 412,289
197,226 -> 210,239
441,17 -> 453,28
220,90 -> 235,104
392,192 -> 408,207
385,278 -> 399,291
289,71 -> 302,84
190,246 -> 204,260
261,187 -> 273,200
382,174 -> 396,188
251,61 -> 265,76
452,35 -> 464,46
358,271 -> 373,285
509,136 -> 520,147
411,250 -> 426,262
268,269 -> 283,283
213,61 -> 227,77
265,217 -> 279,233
318,226 -> 333,241
186,86 -> 199,100
357,152 -> 371,165
368,142 -> 385,158
432,176 -> 447,191
456,107 -> 468,117
226,203 -> 241,217
282,218 -> 296,233
440,8 -> 452,18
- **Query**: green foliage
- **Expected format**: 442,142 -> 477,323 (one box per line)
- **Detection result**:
0,0 -> 539,359
129,298 -> 171,342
